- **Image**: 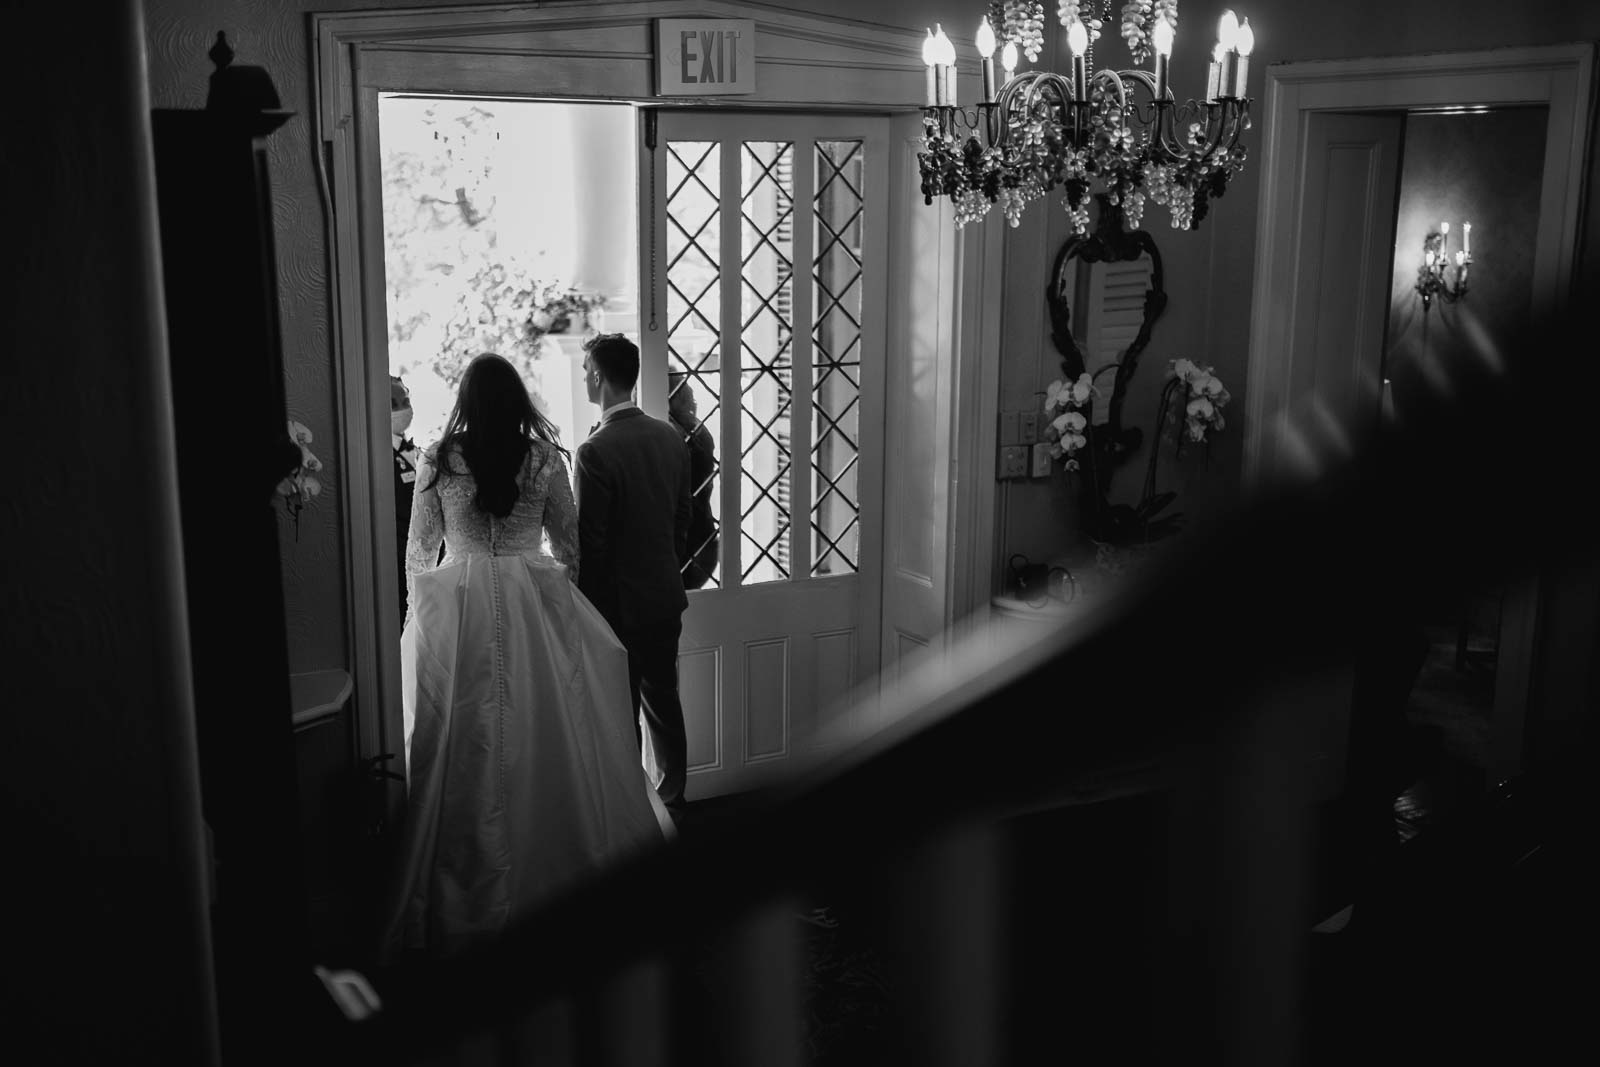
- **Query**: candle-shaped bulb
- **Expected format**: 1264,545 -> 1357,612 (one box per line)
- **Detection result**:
1218,10 -> 1240,51
1001,40 -> 1018,76
1441,221 -> 1449,234
1237,18 -> 1254,56
976,15 -> 995,58
1463,222 -> 1471,254
922,28 -> 937,67
934,24 -> 956,65
1152,18 -> 1174,57
1067,17 -> 1089,57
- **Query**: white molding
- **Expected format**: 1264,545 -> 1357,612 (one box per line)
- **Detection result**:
947,211 -> 1004,629
310,0 -> 985,764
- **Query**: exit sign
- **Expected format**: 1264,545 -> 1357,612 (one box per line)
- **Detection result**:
656,19 -> 756,96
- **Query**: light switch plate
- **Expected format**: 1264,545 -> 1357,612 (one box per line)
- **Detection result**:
999,445 -> 1028,479
999,410 -> 1020,445
1019,411 -> 1039,444
1031,442 -> 1053,478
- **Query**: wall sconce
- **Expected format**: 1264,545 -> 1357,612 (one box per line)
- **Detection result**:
1415,220 -> 1472,311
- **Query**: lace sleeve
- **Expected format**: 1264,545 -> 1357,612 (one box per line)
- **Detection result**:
404,448 -> 445,616
541,446 -> 580,584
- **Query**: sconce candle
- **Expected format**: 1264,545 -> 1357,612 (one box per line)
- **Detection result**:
1416,223 -> 1472,311
976,16 -> 997,103
1152,18 -> 1173,100
1206,42 -> 1224,102
1067,18 -> 1089,100
1218,10 -> 1240,99
922,29 -> 938,106
1235,18 -> 1254,97
1463,222 -> 1471,254
935,25 -> 957,106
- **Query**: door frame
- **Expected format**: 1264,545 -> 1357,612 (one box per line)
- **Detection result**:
309,1 -> 1004,768
1244,43 -> 1594,779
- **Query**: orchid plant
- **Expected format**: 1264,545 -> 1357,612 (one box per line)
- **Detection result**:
277,419 -> 324,538
1168,358 -> 1230,443
1042,372 -> 1096,470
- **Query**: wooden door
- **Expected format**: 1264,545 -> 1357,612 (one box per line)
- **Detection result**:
1281,111 -> 1406,483
1278,110 -> 1406,797
642,110 -> 888,797
876,111 -> 962,687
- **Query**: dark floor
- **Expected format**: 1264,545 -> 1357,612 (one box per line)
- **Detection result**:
667,617 -> 1594,1066
311,603 -> 1590,1064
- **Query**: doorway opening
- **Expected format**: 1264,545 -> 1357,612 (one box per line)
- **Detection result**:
1379,104 -> 1550,825
378,95 -> 639,467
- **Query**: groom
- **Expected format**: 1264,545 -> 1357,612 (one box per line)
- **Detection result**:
574,334 -> 693,812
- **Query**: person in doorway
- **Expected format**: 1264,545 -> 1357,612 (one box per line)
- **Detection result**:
391,375 -> 420,611
381,353 -> 672,961
575,335 -> 694,814
668,371 -> 719,589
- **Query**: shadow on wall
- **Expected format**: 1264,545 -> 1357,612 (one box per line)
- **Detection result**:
1385,107 -> 1548,401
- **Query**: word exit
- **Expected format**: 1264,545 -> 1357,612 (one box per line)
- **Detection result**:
656,18 -> 757,96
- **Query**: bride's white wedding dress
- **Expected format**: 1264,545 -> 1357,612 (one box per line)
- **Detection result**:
381,439 -> 672,960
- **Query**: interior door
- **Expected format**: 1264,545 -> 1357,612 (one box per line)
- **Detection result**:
1280,110 -> 1405,797
642,110 -> 888,798
1284,112 -> 1405,479
876,111 -> 962,688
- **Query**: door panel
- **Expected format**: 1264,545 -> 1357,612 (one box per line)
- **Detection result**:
644,111 -> 887,797
877,112 -> 959,693
1285,112 -> 1405,479
1283,110 -> 1404,798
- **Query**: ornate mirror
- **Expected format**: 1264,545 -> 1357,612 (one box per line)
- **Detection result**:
1045,195 -> 1178,545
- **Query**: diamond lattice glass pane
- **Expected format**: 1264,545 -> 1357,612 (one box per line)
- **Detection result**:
811,141 -> 864,576
666,141 -> 722,587
739,142 -> 795,585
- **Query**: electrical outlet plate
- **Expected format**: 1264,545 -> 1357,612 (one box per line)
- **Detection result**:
1019,411 -> 1039,444
1031,442 -> 1053,477
999,410 -> 1020,445
999,445 -> 1028,479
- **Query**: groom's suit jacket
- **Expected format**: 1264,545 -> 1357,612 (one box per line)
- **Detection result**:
574,405 -> 693,634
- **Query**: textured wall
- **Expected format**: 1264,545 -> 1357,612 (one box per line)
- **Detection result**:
143,0 -> 1600,673
997,1 -> 1600,581
1385,110 -> 1547,403
140,0 -> 958,675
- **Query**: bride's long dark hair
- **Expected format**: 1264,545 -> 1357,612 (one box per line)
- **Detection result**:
426,353 -> 569,518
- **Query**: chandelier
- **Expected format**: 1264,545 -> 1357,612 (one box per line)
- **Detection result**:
917,2 -> 1256,234
1415,221 -> 1473,311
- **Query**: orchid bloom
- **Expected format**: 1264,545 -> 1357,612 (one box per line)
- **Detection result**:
1045,378 -> 1069,410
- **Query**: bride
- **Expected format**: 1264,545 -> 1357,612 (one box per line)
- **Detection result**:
381,353 -> 672,960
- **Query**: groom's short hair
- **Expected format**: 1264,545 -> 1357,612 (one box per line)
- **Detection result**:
584,333 -> 639,392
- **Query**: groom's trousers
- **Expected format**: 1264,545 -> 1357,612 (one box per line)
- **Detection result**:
618,619 -> 688,809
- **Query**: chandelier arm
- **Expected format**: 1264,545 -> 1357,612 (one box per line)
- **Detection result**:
1154,108 -> 1189,158
1226,100 -> 1253,152
1184,103 -> 1242,168
1091,67 -> 1131,110
1118,69 -> 1159,105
